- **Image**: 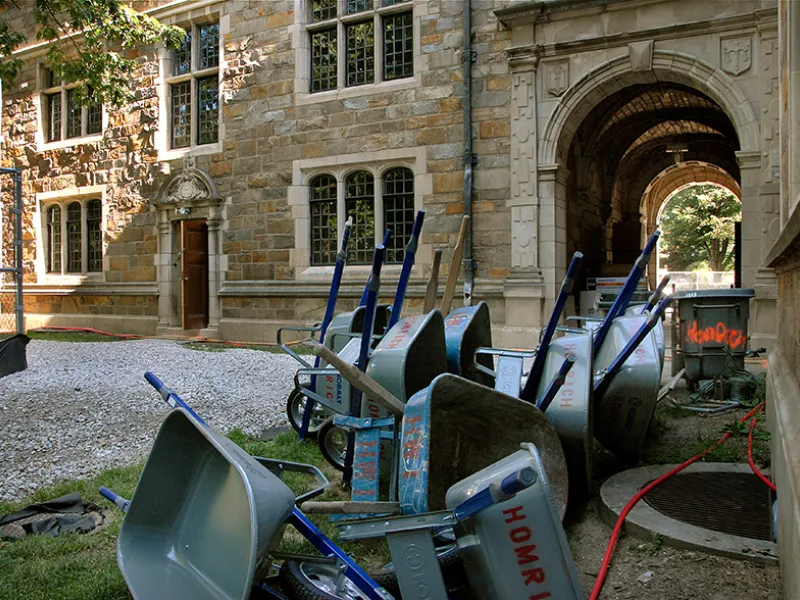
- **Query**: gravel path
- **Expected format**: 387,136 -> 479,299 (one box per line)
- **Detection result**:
0,339 -> 298,502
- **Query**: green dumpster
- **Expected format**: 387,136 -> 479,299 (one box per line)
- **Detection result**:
674,288 -> 755,384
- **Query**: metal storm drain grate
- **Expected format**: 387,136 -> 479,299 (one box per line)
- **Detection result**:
644,472 -> 773,541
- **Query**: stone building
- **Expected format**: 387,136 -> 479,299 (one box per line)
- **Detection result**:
0,0 -> 780,348
768,1 -> 800,598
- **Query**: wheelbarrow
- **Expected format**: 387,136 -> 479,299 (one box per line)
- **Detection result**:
593,296 -> 671,457
334,444 -> 583,600
109,375 -> 394,600
443,302 -> 494,387
399,373 -> 569,519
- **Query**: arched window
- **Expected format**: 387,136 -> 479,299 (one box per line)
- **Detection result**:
46,205 -> 61,273
310,174 -> 338,265
383,167 -> 414,264
345,171 -> 375,264
66,202 -> 82,273
86,199 -> 103,272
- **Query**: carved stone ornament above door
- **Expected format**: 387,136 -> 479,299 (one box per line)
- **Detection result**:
154,158 -> 222,208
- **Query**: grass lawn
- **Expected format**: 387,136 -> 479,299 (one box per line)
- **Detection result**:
0,430 -> 388,600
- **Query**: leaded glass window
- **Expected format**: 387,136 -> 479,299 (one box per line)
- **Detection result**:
167,21 -> 220,149
66,89 -> 82,139
312,0 -> 336,22
346,22 -> 375,87
171,81 -> 192,148
347,0 -> 371,14
383,168 -> 414,264
86,200 -> 103,272
307,3 -> 413,93
66,202 -> 82,273
46,93 -> 61,142
346,171 -> 376,265
311,29 -> 337,92
45,199 -> 104,276
383,12 -> 413,81
198,23 -> 220,70
174,30 -> 192,75
310,175 -> 338,266
47,205 -> 62,273
41,70 -> 103,142
197,77 -> 219,145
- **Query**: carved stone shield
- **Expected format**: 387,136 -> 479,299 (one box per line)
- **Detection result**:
721,38 -> 751,76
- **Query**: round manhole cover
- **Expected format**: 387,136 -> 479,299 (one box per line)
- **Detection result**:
644,472 -> 773,541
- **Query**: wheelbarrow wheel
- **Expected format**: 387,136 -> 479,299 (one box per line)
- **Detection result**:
287,387 -> 331,439
318,420 -> 347,471
370,542 -> 472,598
279,560 -> 374,600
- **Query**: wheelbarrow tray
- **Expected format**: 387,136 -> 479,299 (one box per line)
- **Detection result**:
399,374 -> 568,519
593,313 -> 661,457
117,409 -> 295,600
625,303 -> 665,370
443,302 -> 494,387
538,331 -> 593,494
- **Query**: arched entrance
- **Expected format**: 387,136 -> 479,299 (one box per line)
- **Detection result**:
536,51 -> 775,347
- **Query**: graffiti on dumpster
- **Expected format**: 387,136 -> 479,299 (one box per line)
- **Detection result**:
684,321 -> 745,350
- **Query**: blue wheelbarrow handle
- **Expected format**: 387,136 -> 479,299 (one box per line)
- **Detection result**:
452,466 -> 538,521
99,486 -> 130,513
144,371 -> 207,426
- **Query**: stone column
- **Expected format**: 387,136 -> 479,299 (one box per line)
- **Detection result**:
155,214 -> 175,331
737,149 -> 777,349
501,46 -> 546,346
202,216 -> 221,336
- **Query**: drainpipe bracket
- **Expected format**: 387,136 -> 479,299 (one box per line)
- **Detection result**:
463,152 -> 478,166
461,50 -> 477,64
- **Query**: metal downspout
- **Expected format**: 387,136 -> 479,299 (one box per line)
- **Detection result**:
462,0 -> 476,306
0,167 -> 24,334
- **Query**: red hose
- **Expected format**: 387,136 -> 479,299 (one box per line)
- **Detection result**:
589,403 -> 765,600
747,405 -> 777,493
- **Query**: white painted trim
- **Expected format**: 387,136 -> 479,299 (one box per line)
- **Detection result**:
34,185 -> 108,285
289,146 -> 431,280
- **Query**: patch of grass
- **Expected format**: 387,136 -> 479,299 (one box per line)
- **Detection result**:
633,532 -> 663,555
0,430 -> 390,600
183,341 -> 314,355
26,330 -> 128,343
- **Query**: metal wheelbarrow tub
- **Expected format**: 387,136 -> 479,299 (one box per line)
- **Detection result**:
537,331 -> 593,495
400,374 -> 568,519
593,313 -> 661,457
625,303 -> 666,369
445,443 -> 584,600
443,302 -> 494,387
118,409 -> 296,600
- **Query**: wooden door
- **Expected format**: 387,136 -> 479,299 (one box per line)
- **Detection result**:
181,220 -> 208,330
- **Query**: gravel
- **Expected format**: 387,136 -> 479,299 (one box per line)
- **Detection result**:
0,339 -> 298,502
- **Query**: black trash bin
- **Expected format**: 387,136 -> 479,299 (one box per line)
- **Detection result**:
0,333 -> 30,378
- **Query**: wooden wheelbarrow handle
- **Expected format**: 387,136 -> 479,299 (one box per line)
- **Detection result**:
300,500 -> 402,515
423,248 -> 443,314
308,342 -> 405,417
441,215 -> 470,315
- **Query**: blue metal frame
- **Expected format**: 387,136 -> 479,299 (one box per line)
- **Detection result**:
592,230 -> 661,356
520,251 -> 582,403
387,210 -> 425,331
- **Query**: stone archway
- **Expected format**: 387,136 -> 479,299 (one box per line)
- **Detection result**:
533,50 -> 775,348
153,158 -> 224,336
640,162 -> 742,288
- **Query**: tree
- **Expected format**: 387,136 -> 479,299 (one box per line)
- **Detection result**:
658,183 -> 741,272
0,0 -> 185,107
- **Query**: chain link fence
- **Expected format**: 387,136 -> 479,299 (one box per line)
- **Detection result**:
659,270 -> 735,294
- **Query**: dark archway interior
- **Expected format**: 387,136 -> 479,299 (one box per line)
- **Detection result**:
564,83 -> 741,294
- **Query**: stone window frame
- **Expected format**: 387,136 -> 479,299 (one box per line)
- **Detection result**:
289,147 -> 431,282
155,4 -> 228,161
292,0 -> 425,105
33,185 -> 108,285
35,66 -> 106,152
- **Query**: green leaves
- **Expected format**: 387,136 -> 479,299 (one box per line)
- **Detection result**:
1,0 -> 186,107
659,184 -> 741,272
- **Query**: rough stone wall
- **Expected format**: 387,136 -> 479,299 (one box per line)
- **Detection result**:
1,0 -> 514,335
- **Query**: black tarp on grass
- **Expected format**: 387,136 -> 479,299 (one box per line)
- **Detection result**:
0,334 -> 30,378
